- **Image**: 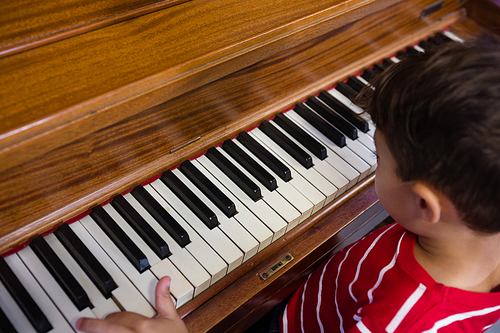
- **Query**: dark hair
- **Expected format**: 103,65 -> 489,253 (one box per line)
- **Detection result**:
359,35 -> 500,233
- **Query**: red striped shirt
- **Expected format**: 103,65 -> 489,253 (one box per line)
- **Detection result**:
281,223 -> 500,333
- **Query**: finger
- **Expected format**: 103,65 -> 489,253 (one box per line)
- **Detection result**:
104,311 -> 152,329
155,276 -> 179,319
76,317 -> 135,333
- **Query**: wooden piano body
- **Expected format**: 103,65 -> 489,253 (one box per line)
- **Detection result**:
0,0 -> 498,331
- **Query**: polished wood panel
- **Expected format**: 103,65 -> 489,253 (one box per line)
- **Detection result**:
465,0 -> 500,34
0,0 -> 403,165
0,0 -> 466,254
0,0 -> 190,58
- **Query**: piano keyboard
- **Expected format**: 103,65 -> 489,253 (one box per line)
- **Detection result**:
0,31 -> 460,333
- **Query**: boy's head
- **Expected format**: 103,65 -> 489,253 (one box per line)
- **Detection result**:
361,35 -> 500,233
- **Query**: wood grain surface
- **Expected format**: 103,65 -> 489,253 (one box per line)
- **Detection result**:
0,0 -> 468,254
0,0 -> 191,57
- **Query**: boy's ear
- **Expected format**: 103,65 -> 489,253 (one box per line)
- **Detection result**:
412,182 -> 441,224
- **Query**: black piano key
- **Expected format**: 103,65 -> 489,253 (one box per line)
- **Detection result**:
381,57 -> 394,69
396,49 -> 406,59
335,81 -> 359,102
405,46 -> 420,55
293,102 -> 346,148
206,147 -> 262,202
318,90 -> 369,133
237,131 -> 292,182
418,39 -> 434,51
259,120 -> 313,169
361,67 -> 377,82
30,236 -> 91,311
54,223 -> 117,299
346,76 -> 365,93
427,36 -> 442,47
372,62 -> 386,74
111,195 -> 171,259
397,46 -> 419,60
434,31 -> 453,44
274,113 -> 327,160
180,160 -> 236,217
131,184 -> 191,247
0,307 -> 17,333
427,35 -> 442,46
0,256 -> 52,333
90,205 -> 150,273
160,170 -> 218,230
306,96 -> 358,140
221,139 -> 277,191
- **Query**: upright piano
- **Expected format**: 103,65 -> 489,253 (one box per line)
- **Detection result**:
0,0 -> 498,332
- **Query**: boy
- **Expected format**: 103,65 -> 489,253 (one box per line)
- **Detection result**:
77,36 -> 500,333
281,36 -> 500,332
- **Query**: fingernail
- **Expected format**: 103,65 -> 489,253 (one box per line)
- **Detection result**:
76,318 -> 84,329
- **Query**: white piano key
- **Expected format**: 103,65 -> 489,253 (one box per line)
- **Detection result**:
232,138 -> 325,215
103,202 -> 197,307
281,111 -> 360,189
326,88 -> 373,122
142,253 -> 194,308
413,44 -> 426,52
130,189 -> 227,285
268,119 -> 349,196
250,128 -> 338,204
16,246 -> 96,332
149,180 -> 243,274
103,204 -> 161,267
4,254 -> 74,333
77,216 -> 158,316
44,233 -> 120,319
173,168 -> 259,262
69,220 -> 155,317
343,135 -> 377,174
316,88 -> 377,169
443,30 -> 464,43
193,156 -> 279,243
357,128 -> 376,153
195,154 -> 285,243
123,191 -> 211,297
0,279 -> 38,333
390,56 -> 401,63
286,110 -> 371,181
210,148 -> 302,230
356,75 -> 370,86
328,88 -> 377,139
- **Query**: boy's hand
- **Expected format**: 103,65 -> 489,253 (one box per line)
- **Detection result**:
76,276 -> 189,333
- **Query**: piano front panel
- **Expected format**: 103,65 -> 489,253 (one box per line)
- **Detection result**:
0,0 -> 468,254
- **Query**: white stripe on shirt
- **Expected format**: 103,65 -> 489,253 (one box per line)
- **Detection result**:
422,304 -> 500,333
316,258 -> 331,333
386,283 -> 427,333
367,232 -> 406,304
335,246 -> 355,333
282,303 -> 289,333
300,277 -> 311,333
357,321 -> 372,333
349,224 -> 397,302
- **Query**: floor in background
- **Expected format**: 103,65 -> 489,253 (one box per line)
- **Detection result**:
488,320 -> 500,332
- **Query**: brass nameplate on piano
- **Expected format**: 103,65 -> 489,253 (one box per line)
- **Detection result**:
259,253 -> 294,281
